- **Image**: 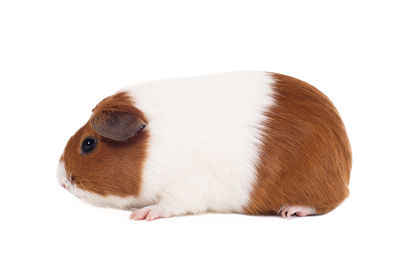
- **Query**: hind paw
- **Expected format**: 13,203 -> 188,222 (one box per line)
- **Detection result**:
278,205 -> 316,219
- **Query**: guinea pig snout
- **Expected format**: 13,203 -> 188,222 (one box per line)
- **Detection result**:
58,177 -> 70,191
57,161 -> 73,191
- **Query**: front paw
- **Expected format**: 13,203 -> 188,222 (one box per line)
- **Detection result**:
129,204 -> 169,221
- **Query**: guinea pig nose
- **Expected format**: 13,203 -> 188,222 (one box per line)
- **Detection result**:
61,184 -> 66,189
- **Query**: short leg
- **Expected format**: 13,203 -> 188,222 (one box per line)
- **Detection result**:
130,181 -> 209,221
129,204 -> 171,221
129,197 -> 195,221
278,205 -> 316,219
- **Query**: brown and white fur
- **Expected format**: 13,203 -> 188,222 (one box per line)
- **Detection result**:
57,72 -> 351,220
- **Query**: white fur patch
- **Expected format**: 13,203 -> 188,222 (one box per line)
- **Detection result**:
122,71 -> 275,214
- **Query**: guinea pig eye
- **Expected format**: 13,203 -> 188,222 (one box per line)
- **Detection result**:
81,137 -> 97,154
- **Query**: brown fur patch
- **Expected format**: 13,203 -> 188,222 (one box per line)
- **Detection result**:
62,92 -> 148,197
245,73 -> 352,215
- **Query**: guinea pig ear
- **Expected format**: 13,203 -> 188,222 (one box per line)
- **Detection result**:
90,110 -> 146,141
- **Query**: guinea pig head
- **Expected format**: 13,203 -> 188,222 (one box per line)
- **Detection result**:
57,92 -> 148,207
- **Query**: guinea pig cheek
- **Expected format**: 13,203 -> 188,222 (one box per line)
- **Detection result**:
57,159 -> 137,209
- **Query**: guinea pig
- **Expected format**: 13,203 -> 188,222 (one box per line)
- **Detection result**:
57,71 -> 351,220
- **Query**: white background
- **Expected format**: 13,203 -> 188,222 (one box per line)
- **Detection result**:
1,1 -> 399,266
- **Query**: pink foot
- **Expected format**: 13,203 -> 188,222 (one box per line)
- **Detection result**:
278,205 -> 316,219
129,205 -> 168,221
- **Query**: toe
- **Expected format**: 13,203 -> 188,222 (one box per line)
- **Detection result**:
129,206 -> 152,220
278,205 -> 292,219
145,206 -> 167,221
285,207 -> 295,219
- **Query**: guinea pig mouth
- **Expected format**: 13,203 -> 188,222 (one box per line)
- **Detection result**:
57,161 -> 75,192
59,176 -> 74,192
